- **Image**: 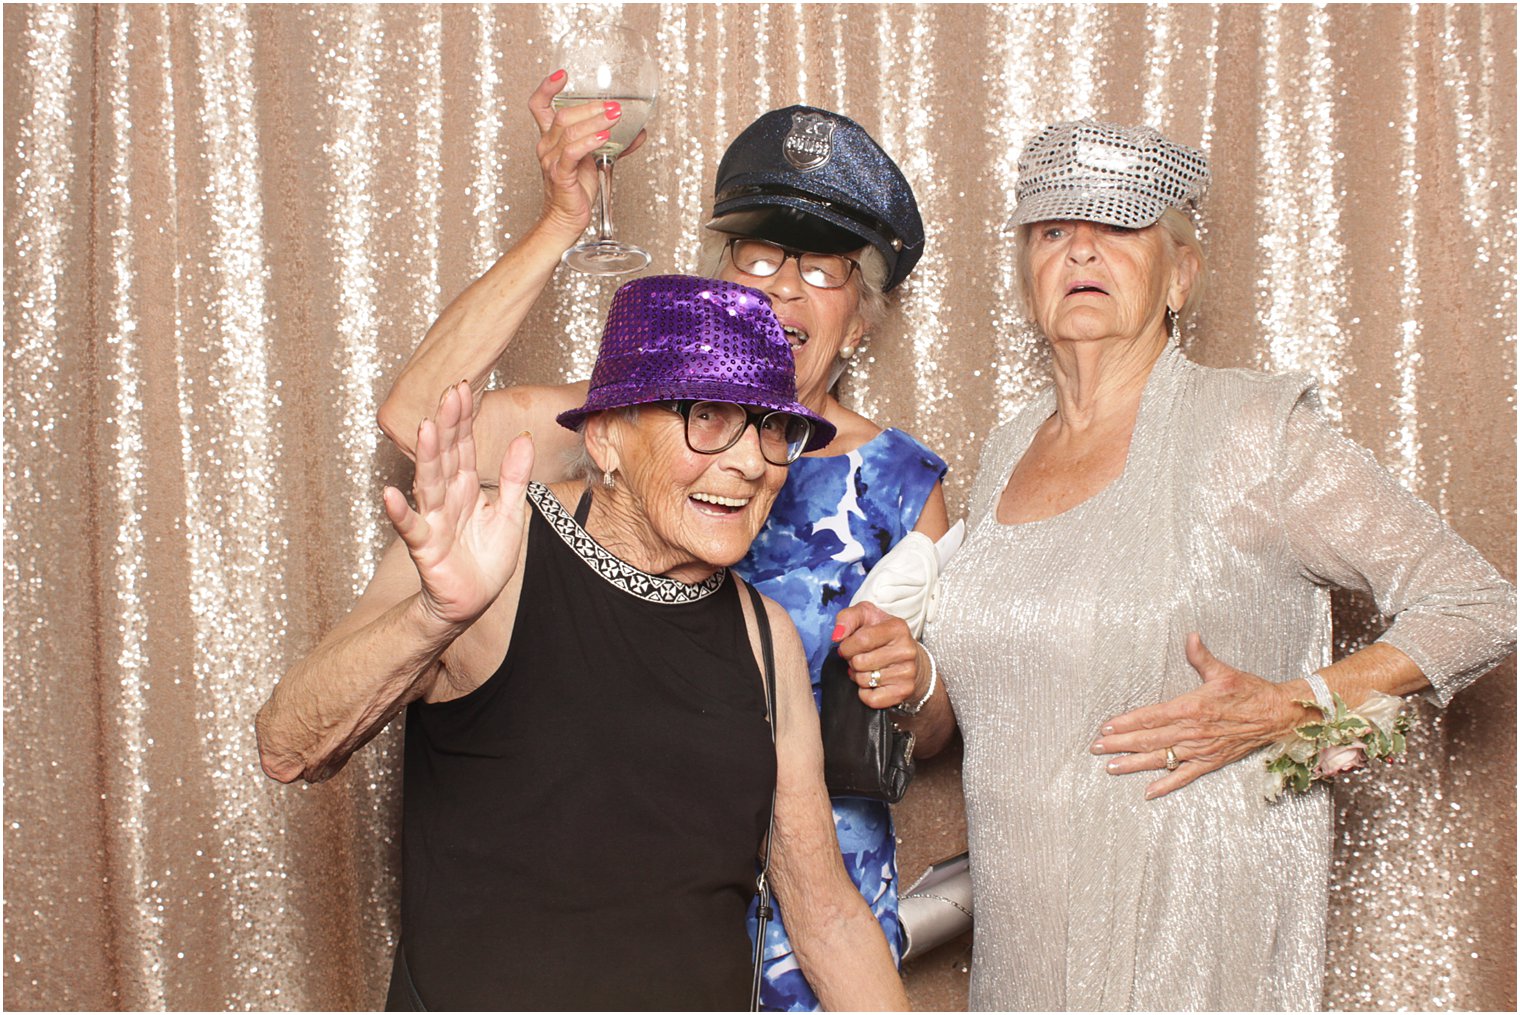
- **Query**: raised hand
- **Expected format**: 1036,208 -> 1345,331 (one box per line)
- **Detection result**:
832,601 -> 925,710
1091,633 -> 1312,799
383,382 -> 535,627
528,71 -> 647,240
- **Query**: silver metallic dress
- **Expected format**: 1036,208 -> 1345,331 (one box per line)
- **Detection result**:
926,343 -> 1516,1011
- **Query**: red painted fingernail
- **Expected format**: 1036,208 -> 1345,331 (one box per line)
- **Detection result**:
604,100 -> 621,117
831,624 -> 846,642
595,129 -> 611,141
549,69 -> 566,81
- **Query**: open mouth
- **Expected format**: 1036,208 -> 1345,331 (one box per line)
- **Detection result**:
781,325 -> 809,348
1067,284 -> 1109,296
690,492 -> 750,515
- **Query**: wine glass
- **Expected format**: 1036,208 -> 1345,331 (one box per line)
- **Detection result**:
550,22 -> 660,275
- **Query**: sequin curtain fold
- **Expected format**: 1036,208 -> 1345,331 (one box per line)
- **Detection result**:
4,4 -> 1514,1010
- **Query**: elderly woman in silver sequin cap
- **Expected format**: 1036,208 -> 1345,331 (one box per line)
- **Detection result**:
375,78 -> 957,1011
923,120 -> 1515,1010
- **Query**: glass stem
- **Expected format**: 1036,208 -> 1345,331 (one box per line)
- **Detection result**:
595,154 -> 616,243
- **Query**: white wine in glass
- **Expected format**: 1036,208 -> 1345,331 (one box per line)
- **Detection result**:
550,95 -> 655,159
551,24 -> 660,275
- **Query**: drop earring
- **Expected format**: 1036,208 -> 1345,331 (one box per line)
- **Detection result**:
602,469 -> 616,489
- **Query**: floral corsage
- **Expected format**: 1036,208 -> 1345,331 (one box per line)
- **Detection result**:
1258,692 -> 1414,802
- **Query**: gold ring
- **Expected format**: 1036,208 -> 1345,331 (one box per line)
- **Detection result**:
868,670 -> 881,689
1165,747 -> 1180,771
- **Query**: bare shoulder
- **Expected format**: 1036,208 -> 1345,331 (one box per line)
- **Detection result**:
760,590 -> 805,660
815,401 -> 882,456
738,584 -> 815,734
497,379 -> 590,416
474,381 -> 591,484
476,380 -> 588,439
913,480 -> 951,539
733,578 -> 805,674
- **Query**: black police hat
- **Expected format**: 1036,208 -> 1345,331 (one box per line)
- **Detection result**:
707,106 -> 924,292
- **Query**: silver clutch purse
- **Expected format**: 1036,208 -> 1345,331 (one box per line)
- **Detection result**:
899,850 -> 972,962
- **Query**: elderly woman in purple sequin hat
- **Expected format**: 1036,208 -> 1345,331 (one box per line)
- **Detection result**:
257,275 -> 909,1011
924,120 -> 1515,1010
375,76 -> 959,1010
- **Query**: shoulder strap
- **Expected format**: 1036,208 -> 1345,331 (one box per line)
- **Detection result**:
742,582 -> 777,1012
743,582 -> 777,728
573,486 -> 592,527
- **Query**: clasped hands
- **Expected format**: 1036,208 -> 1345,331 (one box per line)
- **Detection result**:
1090,633 -> 1312,799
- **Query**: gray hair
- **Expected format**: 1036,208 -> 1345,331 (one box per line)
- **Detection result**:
1013,208 -> 1207,324
561,406 -> 643,482
1153,208 -> 1206,319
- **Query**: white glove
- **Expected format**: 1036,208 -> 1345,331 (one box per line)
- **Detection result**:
848,520 -> 965,638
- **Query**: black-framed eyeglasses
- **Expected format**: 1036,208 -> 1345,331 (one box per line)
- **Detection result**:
665,400 -> 814,466
723,237 -> 861,291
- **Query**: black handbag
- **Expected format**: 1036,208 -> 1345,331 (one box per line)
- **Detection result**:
819,649 -> 915,803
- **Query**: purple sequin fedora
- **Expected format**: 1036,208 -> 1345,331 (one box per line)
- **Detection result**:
555,275 -> 836,452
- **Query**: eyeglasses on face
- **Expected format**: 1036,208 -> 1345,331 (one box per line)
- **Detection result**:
724,237 -> 861,291
663,399 -> 813,466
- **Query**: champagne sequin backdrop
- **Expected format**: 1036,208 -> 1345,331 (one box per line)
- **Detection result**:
3,4 -> 1514,1010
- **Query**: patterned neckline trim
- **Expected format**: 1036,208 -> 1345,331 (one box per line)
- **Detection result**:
526,481 -> 728,605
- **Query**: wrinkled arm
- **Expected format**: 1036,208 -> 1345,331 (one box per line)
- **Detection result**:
258,385 -> 536,783
764,597 -> 909,1010
377,73 -> 631,474
256,541 -> 461,783
374,219 -> 575,461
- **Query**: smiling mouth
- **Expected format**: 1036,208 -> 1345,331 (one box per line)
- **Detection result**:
781,325 -> 809,348
690,492 -> 750,515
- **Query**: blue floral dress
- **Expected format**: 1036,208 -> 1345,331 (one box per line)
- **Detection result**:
733,427 -> 947,1011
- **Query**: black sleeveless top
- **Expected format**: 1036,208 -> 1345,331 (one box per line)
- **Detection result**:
399,483 -> 776,1010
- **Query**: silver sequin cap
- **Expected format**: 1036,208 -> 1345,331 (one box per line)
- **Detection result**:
1007,120 -> 1209,229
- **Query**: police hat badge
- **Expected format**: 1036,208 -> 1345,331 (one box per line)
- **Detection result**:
783,111 -> 837,171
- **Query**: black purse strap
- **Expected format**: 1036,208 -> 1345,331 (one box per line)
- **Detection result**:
742,581 -> 778,1013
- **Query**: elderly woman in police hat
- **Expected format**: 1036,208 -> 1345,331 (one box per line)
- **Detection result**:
923,120 -> 1516,1010
259,276 -> 909,1011
375,80 -> 955,1009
